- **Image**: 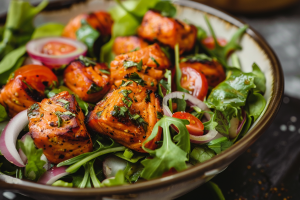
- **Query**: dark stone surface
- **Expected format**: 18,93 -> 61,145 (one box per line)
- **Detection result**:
1,1 -> 300,200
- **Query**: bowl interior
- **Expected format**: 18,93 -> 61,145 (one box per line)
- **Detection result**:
0,0 -> 283,197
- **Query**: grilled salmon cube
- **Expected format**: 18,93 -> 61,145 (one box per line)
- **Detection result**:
113,36 -> 149,55
110,43 -> 171,90
64,59 -> 111,103
137,10 -> 197,54
87,81 -> 162,152
180,60 -> 226,87
28,91 -> 93,164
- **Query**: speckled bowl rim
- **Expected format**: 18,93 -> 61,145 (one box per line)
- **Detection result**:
0,0 -> 284,197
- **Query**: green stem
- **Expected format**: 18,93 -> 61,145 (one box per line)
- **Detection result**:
78,163 -> 90,188
66,146 -> 126,173
89,159 -> 102,188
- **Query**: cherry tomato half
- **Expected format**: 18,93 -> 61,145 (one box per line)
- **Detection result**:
14,65 -> 58,93
180,66 -> 208,101
172,112 -> 204,136
42,41 -> 76,56
201,36 -> 227,49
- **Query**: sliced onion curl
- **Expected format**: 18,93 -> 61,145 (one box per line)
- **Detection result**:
103,155 -> 127,178
38,166 -> 69,185
0,110 -> 28,167
229,110 -> 247,139
26,37 -> 87,68
163,92 -> 211,120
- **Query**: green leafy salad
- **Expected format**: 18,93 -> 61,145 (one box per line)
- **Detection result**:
0,0 -> 266,190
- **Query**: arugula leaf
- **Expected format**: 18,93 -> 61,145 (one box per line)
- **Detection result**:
46,86 -> 90,116
32,23 -> 64,39
153,1 -> 176,17
190,146 -> 215,165
102,170 -> 126,187
125,72 -> 146,86
123,162 -> 144,183
207,71 -> 255,120
207,137 -> 232,154
202,15 -> 248,67
0,105 -> 8,122
230,53 -> 241,69
89,159 -> 102,188
76,19 -> 100,59
115,151 -> 145,163
141,116 -> 190,180
52,180 -> 73,187
18,135 -> 46,181
245,90 -> 266,122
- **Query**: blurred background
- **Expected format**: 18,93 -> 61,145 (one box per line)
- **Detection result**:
1,0 -> 300,199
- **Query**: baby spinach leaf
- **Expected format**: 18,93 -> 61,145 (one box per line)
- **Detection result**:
251,63 -> 266,93
18,135 -> 46,181
0,105 -> 8,122
141,116 -> 190,180
207,71 -> 255,120
153,1 -> 176,17
202,15 -> 248,67
207,137 -> 232,154
190,146 -> 215,165
76,20 -> 100,58
0,45 -> 26,74
32,23 -> 65,39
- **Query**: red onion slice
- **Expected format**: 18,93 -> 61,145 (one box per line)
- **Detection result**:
190,129 -> 218,144
26,37 -> 87,67
229,110 -> 247,139
103,155 -> 127,179
38,166 -> 69,185
0,110 -> 28,167
163,92 -> 211,120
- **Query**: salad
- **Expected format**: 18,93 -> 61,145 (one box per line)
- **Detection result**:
0,0 -> 266,188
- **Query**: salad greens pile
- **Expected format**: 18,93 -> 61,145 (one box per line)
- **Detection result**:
0,0 -> 267,198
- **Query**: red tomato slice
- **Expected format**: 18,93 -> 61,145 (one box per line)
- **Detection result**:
42,41 -> 76,55
201,36 -> 227,49
180,66 -> 208,101
172,112 -> 204,136
14,65 -> 58,93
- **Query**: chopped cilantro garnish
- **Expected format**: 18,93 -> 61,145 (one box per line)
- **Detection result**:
111,106 -> 128,117
99,69 -> 110,74
130,47 -> 140,52
78,55 -> 97,67
123,60 -> 143,71
57,99 -> 70,109
54,111 -> 63,128
129,113 -> 148,132
122,97 -> 132,107
157,111 -> 163,119
150,56 -> 160,67
87,83 -> 103,94
120,80 -> 133,87
150,82 -> 154,87
96,110 -> 103,118
145,89 -> 152,103
119,89 -> 132,97
125,72 -> 146,86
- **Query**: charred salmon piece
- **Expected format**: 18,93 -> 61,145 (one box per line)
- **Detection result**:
113,36 -> 149,55
110,43 -> 170,90
0,65 -> 58,117
64,60 -> 111,103
62,11 -> 113,40
87,81 -> 162,152
137,10 -> 197,54
28,91 -> 93,164
180,60 -> 226,87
